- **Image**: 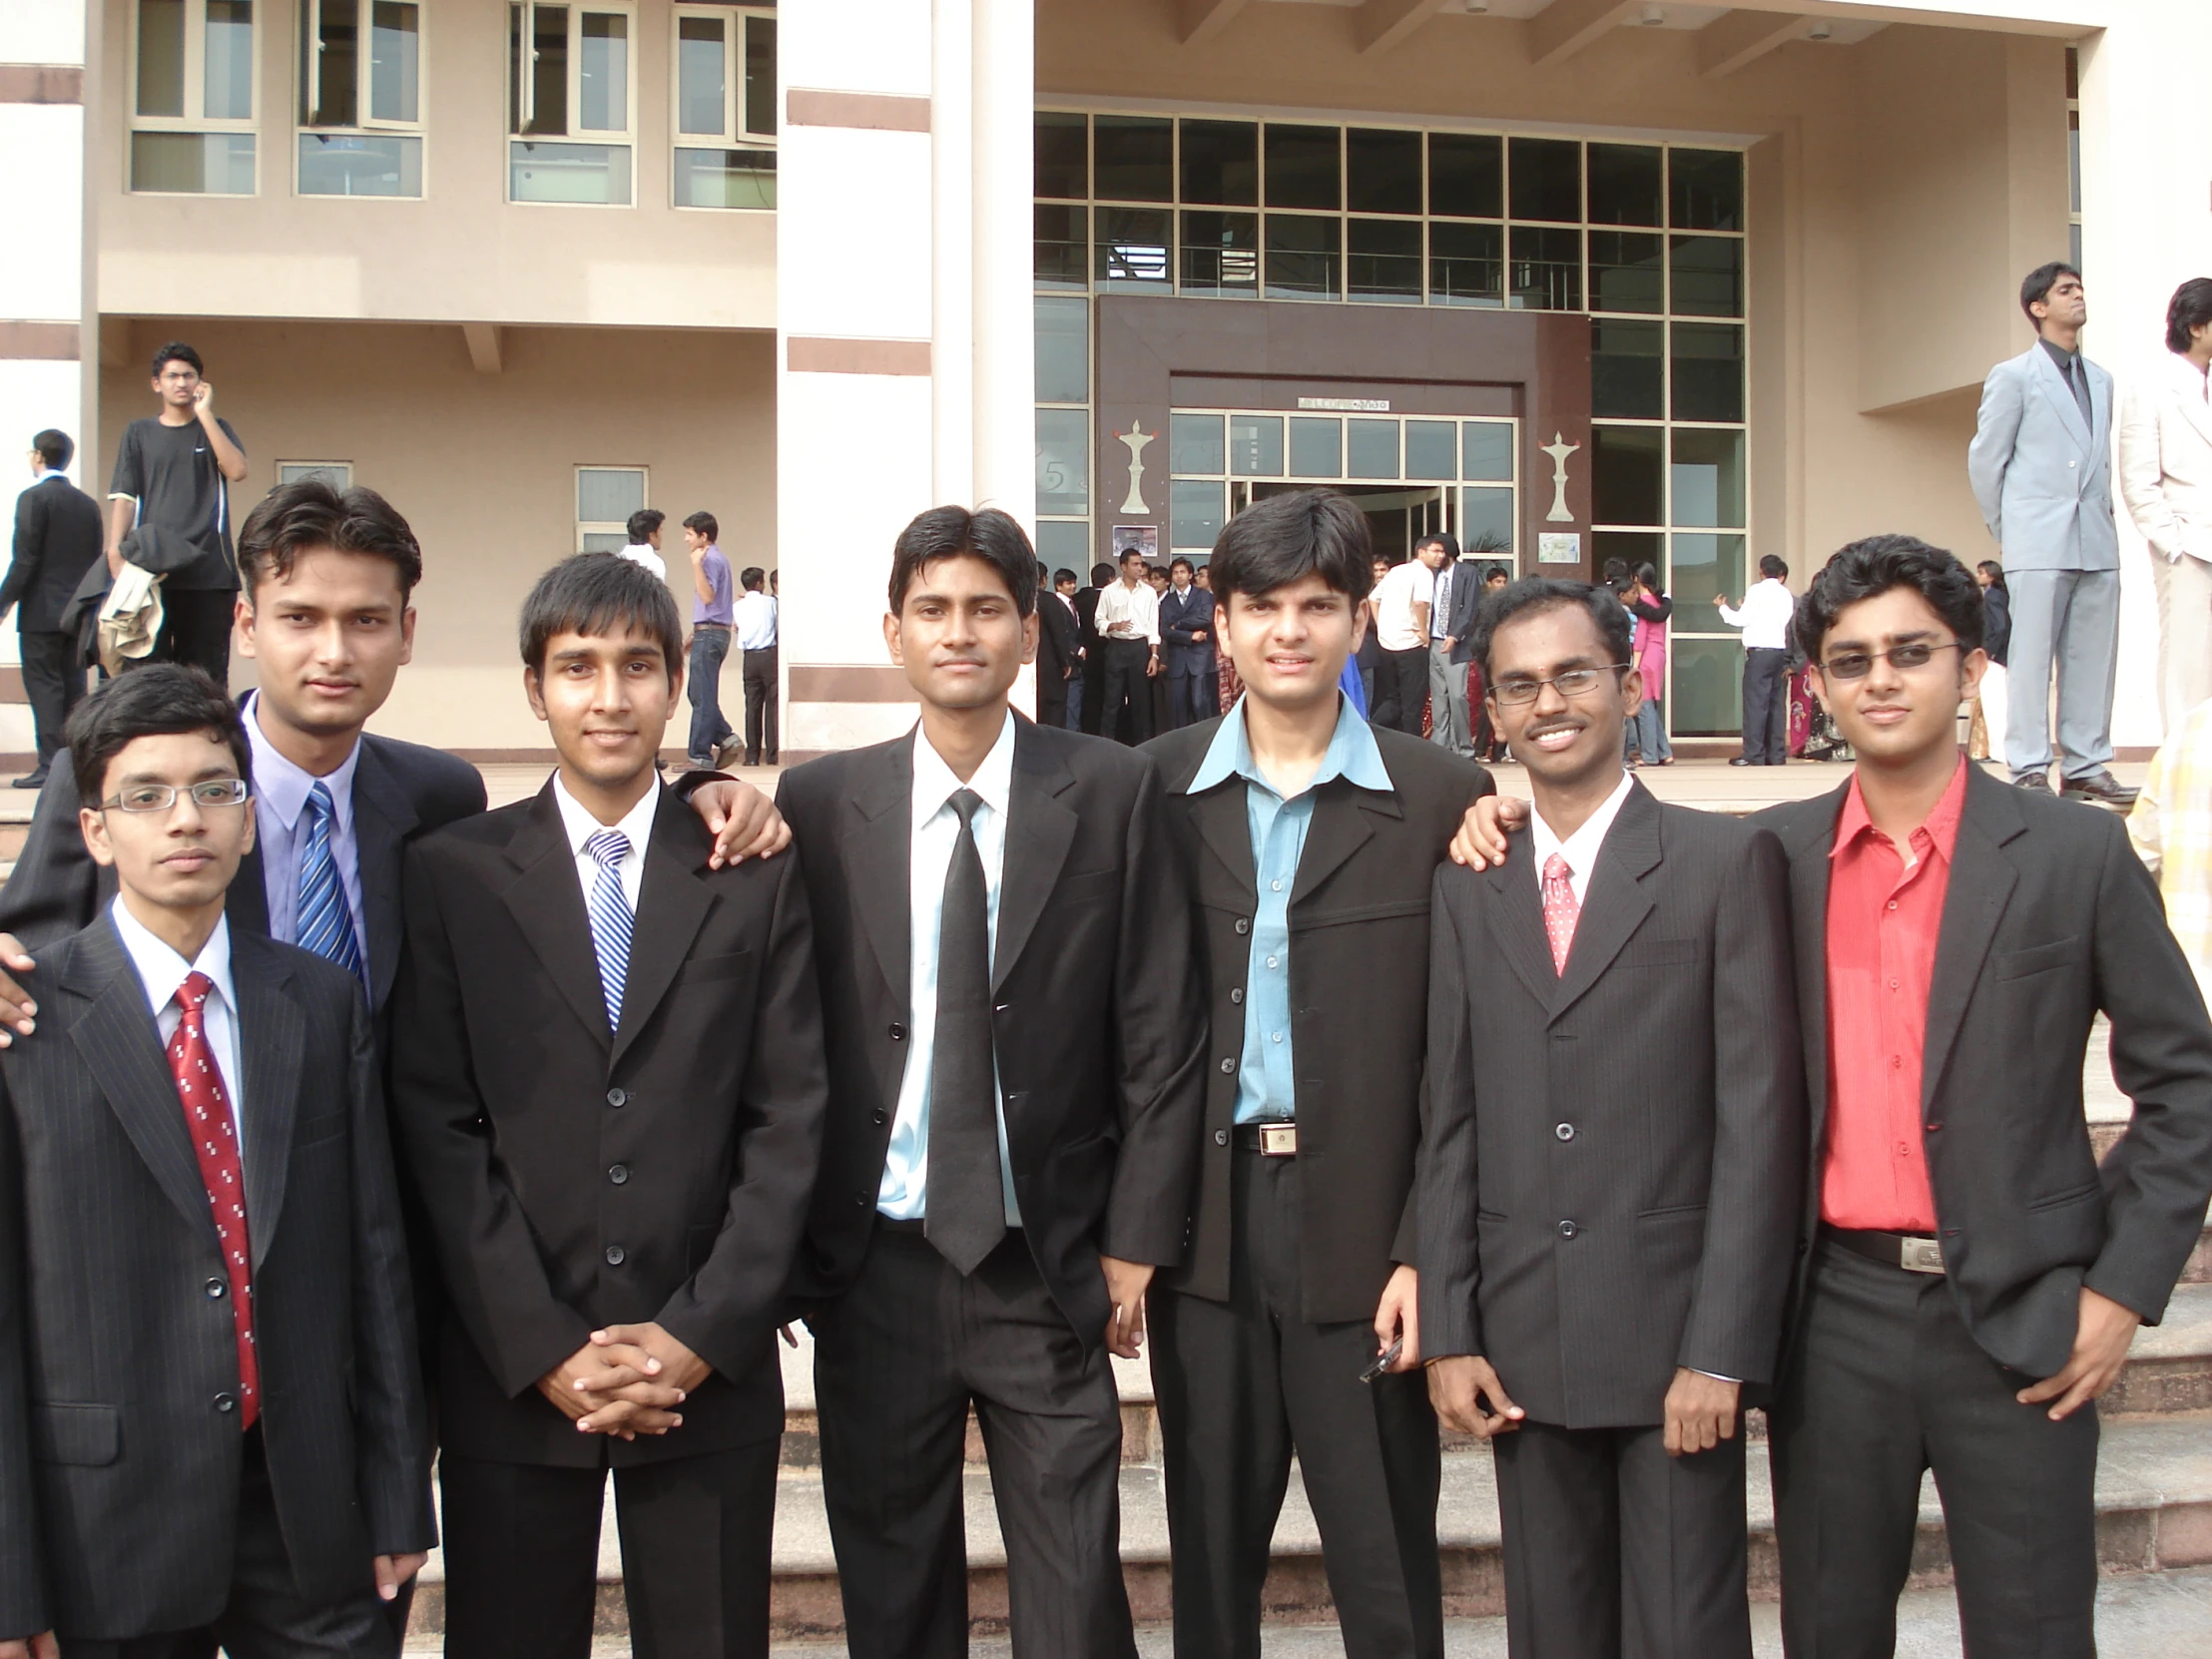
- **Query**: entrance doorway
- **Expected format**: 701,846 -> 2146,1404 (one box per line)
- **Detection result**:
1248,483 -> 1445,566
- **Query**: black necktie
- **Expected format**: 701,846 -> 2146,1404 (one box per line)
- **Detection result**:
2063,355 -> 2092,426
925,790 -> 1005,1275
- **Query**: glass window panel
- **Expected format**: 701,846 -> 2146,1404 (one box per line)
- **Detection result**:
1669,531 -> 1745,628
743,16 -> 775,136
1669,148 -> 1743,232
1348,218 -> 1422,304
1591,318 -> 1664,420
677,15 -> 728,137
1428,132 -> 1501,220
1035,408 -> 1090,517
673,147 -> 775,210
1264,125 -> 1340,211
1593,530 -> 1662,588
1589,231 -> 1663,313
1171,412 -> 1226,476
525,5 -> 568,135
1264,214 -> 1340,300
1461,422 -> 1514,481
1289,417 -> 1342,479
1036,520 -> 1090,571
138,0 -> 186,118
1172,479 -> 1225,552
1670,429 -> 1745,528
1509,225 -> 1581,311
1034,112 -> 1087,200
312,0 -> 358,127
1093,115 -> 1172,202
1591,425 -> 1665,525
1508,137 -> 1580,223
1586,143 -> 1663,227
1347,127 -> 1421,215
581,529 -> 629,553
298,132 -> 423,196
1179,210 -> 1258,296
578,468 -> 646,521
1429,221 -> 1503,307
510,140 -> 631,204
1461,487 -> 1515,554
1668,635 -> 1743,735
2068,110 -> 2080,215
277,461 -> 351,487
1180,119 -> 1257,207
1405,420 -> 1456,481
1231,414 -> 1284,477
1670,236 -> 1743,317
1671,321 -> 1745,423
1095,208 -> 1171,288
1035,297 -> 1088,404
1034,204 -> 1087,290
205,0 -> 255,121
132,130 -> 257,193
579,11 -> 628,133
370,2 -> 419,123
1347,420 -> 1399,480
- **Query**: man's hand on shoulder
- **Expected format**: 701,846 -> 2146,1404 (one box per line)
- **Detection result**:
1449,795 -> 1526,870
0,932 -> 40,1047
0,1631 -> 58,1659
687,777 -> 792,869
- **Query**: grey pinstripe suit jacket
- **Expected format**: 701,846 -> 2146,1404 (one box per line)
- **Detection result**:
1417,781 -> 1806,1428
0,916 -> 433,1642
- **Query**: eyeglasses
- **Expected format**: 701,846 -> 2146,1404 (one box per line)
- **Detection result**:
1819,641 -> 1961,682
1488,665 -> 1631,706
101,779 -> 252,814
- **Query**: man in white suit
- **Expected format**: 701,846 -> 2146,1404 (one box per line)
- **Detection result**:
2119,277 -> 2212,729
1968,262 -> 2138,807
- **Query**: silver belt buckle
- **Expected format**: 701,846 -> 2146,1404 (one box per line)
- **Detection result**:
1258,1123 -> 1299,1157
1900,1236 -> 1945,1274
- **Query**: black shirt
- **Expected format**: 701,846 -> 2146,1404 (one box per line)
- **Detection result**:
110,415 -> 245,591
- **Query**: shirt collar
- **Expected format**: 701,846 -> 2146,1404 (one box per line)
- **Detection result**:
110,897 -> 235,1021
33,467 -> 65,484
242,691 -> 363,834
912,709 -> 1018,824
2041,337 -> 2078,371
1529,770 -> 1636,878
551,773 -> 662,858
1831,753 -> 1969,863
1187,694 -> 1391,800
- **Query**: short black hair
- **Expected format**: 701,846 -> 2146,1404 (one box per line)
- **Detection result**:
1469,577 -> 1632,681
67,665 -> 248,808
1417,531 -> 1460,561
1601,557 -> 1630,587
2020,262 -> 2081,325
887,506 -> 1037,618
1090,563 -> 1114,585
521,552 -> 683,680
150,341 -> 203,378
683,510 -> 718,543
2167,278 -> 2212,355
1119,545 -> 1148,567
1208,490 -> 1377,607
1977,559 -> 2007,592
626,508 -> 665,545
239,477 -> 423,600
1634,562 -> 1660,588
1170,557 -> 1194,576
1054,568 -> 1078,586
740,566 -> 765,591
1759,554 -> 1788,580
31,429 -> 71,470
1791,534 -> 1984,662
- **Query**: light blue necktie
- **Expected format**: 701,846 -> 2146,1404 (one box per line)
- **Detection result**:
584,830 -> 634,1034
296,782 -> 364,985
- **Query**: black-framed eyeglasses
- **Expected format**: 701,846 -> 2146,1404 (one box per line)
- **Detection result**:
1488,665 -> 1632,706
1819,641 -> 1961,682
101,779 -> 252,814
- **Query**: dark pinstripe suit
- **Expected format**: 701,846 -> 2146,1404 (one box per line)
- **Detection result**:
0,915 -> 433,1648
1419,781 -> 1804,1658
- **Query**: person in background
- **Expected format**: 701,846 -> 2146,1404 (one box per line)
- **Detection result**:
1356,554 -> 1388,717
2,429 -> 102,787
1627,562 -> 1673,768
1076,560 -> 1113,737
2118,276 -> 2212,730
1971,561 -> 2011,764
736,565 -> 780,767
1052,568 -> 1086,732
619,509 -> 667,581
1371,541 -> 1448,737
1425,533 -> 1476,758
1194,565 -> 1213,594
1033,559 -> 1080,733
2130,695 -> 2212,997
1716,554 -> 1795,766
1469,566 -> 1512,763
683,511 -> 739,773
1096,545 -> 1163,746
1160,557 -> 1218,730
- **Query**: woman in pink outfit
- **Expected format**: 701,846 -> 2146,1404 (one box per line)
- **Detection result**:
1627,562 -> 1673,766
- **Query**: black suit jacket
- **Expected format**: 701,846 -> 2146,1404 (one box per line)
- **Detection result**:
1758,767 -> 2212,1378
1036,592 -> 1080,689
776,716 -> 1207,1345
1147,719 -> 1491,1323
0,919 -> 432,1640
1443,561 -> 1487,665
388,784 -> 828,1467
1074,584 -> 1105,653
1160,587 -> 1216,670
1420,783 -> 1805,1427
1,477 -> 103,636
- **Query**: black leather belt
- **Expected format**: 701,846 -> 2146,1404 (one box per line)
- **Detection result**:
1233,1122 -> 1299,1156
1822,1224 -> 1944,1275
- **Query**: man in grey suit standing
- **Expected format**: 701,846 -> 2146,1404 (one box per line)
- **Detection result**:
1967,262 -> 2137,806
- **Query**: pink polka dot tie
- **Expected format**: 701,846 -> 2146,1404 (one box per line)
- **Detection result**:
1542,853 -> 1580,976
169,971 -> 258,1429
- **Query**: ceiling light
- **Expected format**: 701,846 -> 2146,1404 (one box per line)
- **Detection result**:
1807,19 -> 1834,39
1640,4 -> 1667,25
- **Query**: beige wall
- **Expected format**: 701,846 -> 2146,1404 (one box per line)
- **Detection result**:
98,317 -> 775,751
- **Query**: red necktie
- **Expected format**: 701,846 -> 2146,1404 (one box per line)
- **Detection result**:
1542,853 -> 1580,975
168,970 -> 258,1429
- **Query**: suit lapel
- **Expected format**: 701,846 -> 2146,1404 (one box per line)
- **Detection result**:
1783,788 -> 1847,1156
230,934 -> 303,1268
993,719 -> 1079,994
1547,782 -> 1661,1020
227,842 -> 271,938
610,794 -> 716,1067
1291,779 -> 1394,907
2170,353 -> 2212,454
841,733 -> 914,1018
498,784 -> 615,1047
1191,778 -> 1258,902
349,740 -> 417,1013
1485,838 -> 1560,1013
1921,770 -> 2023,1111
2030,346 -> 2092,454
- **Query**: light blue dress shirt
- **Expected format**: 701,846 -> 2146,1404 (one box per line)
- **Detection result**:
1186,695 -> 1392,1125
242,692 -> 366,976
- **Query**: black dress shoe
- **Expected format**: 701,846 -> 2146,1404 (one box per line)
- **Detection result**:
2061,769 -> 2140,809
11,770 -> 47,790
1729,757 -> 1754,767
2012,772 -> 2052,792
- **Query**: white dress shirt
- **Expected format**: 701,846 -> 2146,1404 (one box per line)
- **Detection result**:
1529,770 -> 1636,906
243,693 -> 366,972
112,899 -> 248,1174
1094,578 -> 1160,646
879,711 -> 1023,1226
1716,578 -> 1795,651
551,774 -> 658,912
1374,559 -> 1436,651
735,590 -> 779,651
618,543 -> 668,580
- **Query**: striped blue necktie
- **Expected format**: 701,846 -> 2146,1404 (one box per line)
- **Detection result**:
584,830 -> 634,1034
296,782 -> 364,985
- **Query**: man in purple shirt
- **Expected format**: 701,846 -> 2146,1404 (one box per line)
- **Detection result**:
684,510 -> 738,769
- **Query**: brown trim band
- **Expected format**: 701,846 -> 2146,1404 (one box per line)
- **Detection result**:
0,668 -> 23,703
787,336 -> 931,377
785,89 -> 930,134
0,66 -> 83,105
0,322 -> 80,361
790,665 -> 918,704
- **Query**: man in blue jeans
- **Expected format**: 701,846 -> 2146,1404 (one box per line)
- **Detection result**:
683,509 -> 738,770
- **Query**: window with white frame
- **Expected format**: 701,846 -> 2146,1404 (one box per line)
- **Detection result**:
670,4 -> 775,211
297,0 -> 423,197
577,466 -> 647,553
508,2 -> 636,206
277,460 -> 353,488
131,0 -> 259,195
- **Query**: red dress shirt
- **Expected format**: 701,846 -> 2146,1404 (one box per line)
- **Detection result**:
1821,757 -> 1968,1231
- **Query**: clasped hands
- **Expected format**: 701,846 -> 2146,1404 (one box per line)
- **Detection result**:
1427,1358 -> 1738,1456
536,1323 -> 712,1441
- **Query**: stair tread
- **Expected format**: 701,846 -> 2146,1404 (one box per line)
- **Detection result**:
2135,1281 -> 2212,1363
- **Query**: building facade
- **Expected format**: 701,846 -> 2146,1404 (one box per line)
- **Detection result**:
0,0 -> 2204,758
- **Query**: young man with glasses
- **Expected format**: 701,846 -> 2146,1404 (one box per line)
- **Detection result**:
1420,576 -> 1802,1659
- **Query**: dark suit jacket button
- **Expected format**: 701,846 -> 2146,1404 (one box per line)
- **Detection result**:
853,1192 -> 871,1208
605,1245 -> 626,1266
1234,918 -> 1250,935
1214,1128 -> 1229,1146
872,1109 -> 887,1125
607,1088 -> 627,1108
214,1392 -> 237,1413
1229,988 -> 1244,1005
1555,1123 -> 1575,1142
889,1023 -> 907,1041
609,1164 -> 630,1185
1220,1057 -> 1237,1074
206,1278 -> 227,1299
1556,1220 -> 1579,1239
